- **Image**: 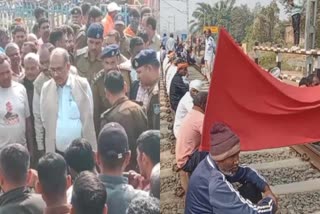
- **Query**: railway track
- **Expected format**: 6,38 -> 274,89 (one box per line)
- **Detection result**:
160,63 -> 320,214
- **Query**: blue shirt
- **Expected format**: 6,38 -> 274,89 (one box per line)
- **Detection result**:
56,77 -> 82,152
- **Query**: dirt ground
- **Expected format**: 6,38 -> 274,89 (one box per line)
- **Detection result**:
160,82 -> 185,214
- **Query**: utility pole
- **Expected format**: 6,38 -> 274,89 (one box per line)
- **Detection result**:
304,0 -> 318,75
186,0 -> 189,33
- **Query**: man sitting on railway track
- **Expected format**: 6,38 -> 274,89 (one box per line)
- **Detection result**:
169,58 -> 189,111
185,123 -> 277,214
173,79 -> 202,138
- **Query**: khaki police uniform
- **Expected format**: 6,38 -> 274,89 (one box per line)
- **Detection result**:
91,43 -> 132,135
100,97 -> 148,170
92,67 -> 132,135
120,36 -> 131,59
75,26 -> 87,51
74,23 -> 104,84
75,46 -> 103,85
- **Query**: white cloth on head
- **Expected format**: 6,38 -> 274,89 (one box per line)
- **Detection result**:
108,2 -> 121,12
189,79 -> 203,91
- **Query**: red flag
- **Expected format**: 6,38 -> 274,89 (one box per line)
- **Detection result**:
200,29 -> 320,152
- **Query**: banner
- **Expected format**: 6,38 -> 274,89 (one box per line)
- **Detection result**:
203,26 -> 219,33
200,28 -> 320,152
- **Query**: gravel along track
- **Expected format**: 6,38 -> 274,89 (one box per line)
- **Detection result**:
160,65 -> 320,214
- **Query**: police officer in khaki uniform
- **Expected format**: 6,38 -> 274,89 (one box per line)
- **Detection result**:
75,23 -> 103,85
75,6 -> 103,51
92,44 -> 131,134
132,49 -> 160,130
70,6 -> 83,26
100,71 -> 147,170
113,14 -> 131,59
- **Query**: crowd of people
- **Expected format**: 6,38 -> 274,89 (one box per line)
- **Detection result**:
161,29 -> 216,83
0,1 -> 160,213
162,34 -> 278,213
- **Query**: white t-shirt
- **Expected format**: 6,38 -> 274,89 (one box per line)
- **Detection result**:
0,81 -> 30,149
166,37 -> 176,52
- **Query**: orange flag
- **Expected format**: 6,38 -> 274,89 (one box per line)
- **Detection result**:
200,28 -> 320,152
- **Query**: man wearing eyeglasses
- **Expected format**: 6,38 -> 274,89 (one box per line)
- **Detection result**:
40,48 -> 97,155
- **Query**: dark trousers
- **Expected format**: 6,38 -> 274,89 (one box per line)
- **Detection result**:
238,182 -> 263,204
182,150 -> 208,175
292,13 -> 301,46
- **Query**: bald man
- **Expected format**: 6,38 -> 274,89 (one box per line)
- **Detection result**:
40,48 -> 97,154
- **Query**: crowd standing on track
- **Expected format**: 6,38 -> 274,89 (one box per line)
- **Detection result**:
0,2 -> 160,214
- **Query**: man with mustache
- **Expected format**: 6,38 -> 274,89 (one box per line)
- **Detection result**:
37,18 -> 51,46
40,48 -> 96,154
185,123 -> 278,214
91,44 -> 131,135
75,23 -> 103,85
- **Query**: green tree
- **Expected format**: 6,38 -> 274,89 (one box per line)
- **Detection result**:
189,0 -> 236,34
230,5 -> 254,42
251,0 -> 283,43
189,2 -> 214,33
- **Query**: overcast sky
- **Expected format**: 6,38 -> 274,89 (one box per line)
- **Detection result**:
160,0 -> 288,34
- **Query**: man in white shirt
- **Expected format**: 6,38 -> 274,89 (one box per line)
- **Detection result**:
173,80 -> 202,138
204,30 -> 216,81
0,53 -> 34,154
166,33 -> 176,53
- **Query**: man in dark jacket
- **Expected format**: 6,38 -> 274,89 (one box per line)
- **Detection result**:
169,58 -> 189,111
185,123 -> 277,214
0,144 -> 45,214
132,49 -> 160,130
101,71 -> 148,170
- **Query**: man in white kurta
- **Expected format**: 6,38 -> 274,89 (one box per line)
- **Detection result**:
173,80 -> 203,138
204,30 -> 216,81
